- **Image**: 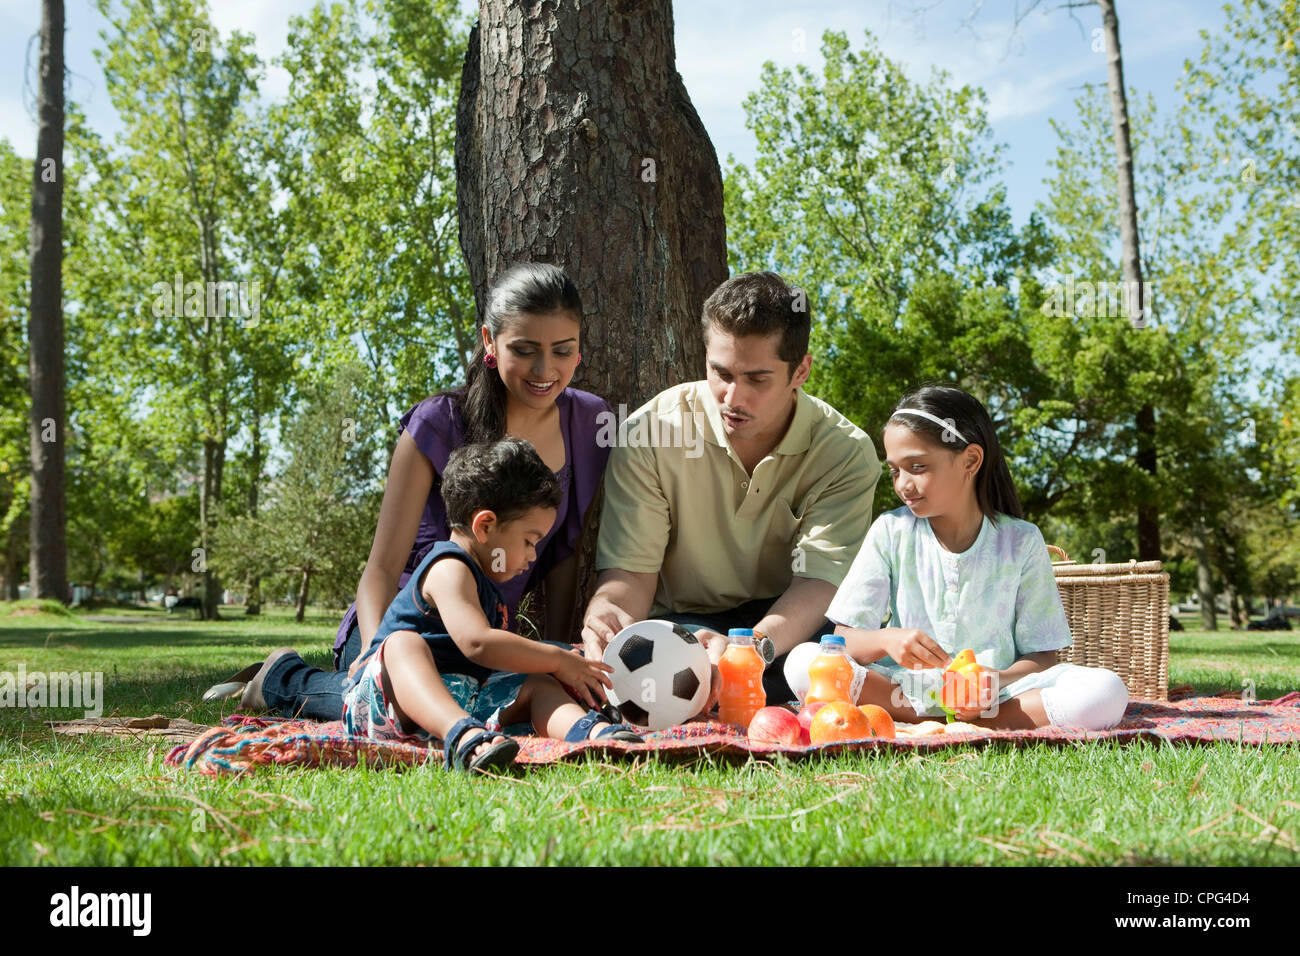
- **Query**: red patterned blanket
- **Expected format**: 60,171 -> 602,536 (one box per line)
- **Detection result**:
165,689 -> 1300,776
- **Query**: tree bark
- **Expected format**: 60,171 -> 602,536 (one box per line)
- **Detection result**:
27,0 -> 67,602
455,0 -> 727,634
295,566 -> 311,623
245,406 -> 262,616
3,516 -> 24,599
1193,522 -> 1217,631
1098,0 -> 1160,561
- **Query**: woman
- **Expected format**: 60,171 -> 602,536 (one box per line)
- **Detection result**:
204,263 -> 611,721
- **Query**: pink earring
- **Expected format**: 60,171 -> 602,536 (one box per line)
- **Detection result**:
576,353 -> 582,365
484,352 -> 497,369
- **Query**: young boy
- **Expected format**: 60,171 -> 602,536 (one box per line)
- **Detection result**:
343,437 -> 642,772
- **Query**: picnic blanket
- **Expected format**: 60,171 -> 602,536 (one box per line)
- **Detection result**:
164,687 -> 1300,776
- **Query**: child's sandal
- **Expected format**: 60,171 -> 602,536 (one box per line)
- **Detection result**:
442,717 -> 519,773
565,708 -> 644,744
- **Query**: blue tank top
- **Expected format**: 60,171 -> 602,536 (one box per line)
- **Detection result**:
353,540 -> 508,683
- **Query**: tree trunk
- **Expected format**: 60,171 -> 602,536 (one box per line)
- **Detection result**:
199,436 -> 225,620
295,567 -> 311,623
1193,523 -> 1216,631
245,407 -> 262,616
1097,0 -> 1160,562
455,0 -> 727,631
3,529 -> 18,599
27,0 -> 67,602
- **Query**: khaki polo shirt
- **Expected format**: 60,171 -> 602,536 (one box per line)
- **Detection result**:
595,380 -> 881,615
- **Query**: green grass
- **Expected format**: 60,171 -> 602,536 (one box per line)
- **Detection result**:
2,604 -> 1298,865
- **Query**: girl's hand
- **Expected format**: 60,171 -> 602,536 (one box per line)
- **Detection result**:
552,647 -> 614,708
882,628 -> 950,671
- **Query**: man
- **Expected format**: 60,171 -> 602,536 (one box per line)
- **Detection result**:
581,271 -> 881,704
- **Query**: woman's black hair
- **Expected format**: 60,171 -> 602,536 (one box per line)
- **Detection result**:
442,263 -> 584,445
885,384 -> 1024,521
441,438 -> 562,530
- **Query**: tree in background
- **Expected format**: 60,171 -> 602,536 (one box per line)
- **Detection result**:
1038,69 -> 1283,627
275,0 -> 474,440
212,362 -> 381,621
724,30 -> 1054,521
27,0 -> 66,601
0,142 -> 31,598
84,0 -> 297,618
1183,0 -> 1300,617
455,0 -> 728,633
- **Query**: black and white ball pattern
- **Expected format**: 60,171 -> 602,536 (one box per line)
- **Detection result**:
602,619 -> 711,730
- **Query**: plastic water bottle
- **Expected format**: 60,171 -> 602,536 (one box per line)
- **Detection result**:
805,634 -> 856,705
718,628 -> 766,729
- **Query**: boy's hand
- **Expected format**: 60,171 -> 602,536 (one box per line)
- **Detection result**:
552,647 -> 614,708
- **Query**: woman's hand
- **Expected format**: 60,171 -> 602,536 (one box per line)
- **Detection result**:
551,646 -> 614,708
881,628 -> 950,671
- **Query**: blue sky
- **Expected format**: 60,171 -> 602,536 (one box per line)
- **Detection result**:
2,0 -> 1231,229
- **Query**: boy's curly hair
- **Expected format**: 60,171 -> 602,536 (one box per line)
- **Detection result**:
440,438 -> 562,530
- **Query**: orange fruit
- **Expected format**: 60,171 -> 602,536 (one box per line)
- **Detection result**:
809,701 -> 871,744
942,666 -> 982,712
942,650 -> 983,712
950,648 -> 977,670
858,704 -> 896,739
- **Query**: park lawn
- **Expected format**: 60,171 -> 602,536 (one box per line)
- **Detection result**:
1,603 -> 1298,866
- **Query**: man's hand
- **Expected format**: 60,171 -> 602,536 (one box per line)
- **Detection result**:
687,630 -> 727,722
580,596 -> 636,663
690,663 -> 723,721
695,628 -> 728,665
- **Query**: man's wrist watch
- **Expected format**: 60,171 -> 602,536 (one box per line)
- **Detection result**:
752,629 -> 777,667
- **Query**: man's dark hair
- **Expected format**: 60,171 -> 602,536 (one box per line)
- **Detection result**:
441,438 -> 562,530
701,271 -> 810,379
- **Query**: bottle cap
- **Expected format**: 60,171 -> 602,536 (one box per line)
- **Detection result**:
819,634 -> 846,647
727,627 -> 755,646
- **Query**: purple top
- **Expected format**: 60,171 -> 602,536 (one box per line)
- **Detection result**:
333,387 -> 612,660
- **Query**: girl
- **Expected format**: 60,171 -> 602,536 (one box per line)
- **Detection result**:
786,384 -> 1128,731
205,263 -> 612,720
344,439 -> 640,773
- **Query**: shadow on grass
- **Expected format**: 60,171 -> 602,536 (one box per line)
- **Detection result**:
0,627 -> 337,651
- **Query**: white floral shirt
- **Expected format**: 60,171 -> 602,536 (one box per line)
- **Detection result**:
825,506 -> 1074,716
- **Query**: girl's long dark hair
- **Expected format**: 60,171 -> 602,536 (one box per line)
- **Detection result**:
886,384 -> 1024,521
442,263 -> 583,445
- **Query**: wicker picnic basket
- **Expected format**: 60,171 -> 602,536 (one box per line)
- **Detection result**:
1045,545 -> 1170,701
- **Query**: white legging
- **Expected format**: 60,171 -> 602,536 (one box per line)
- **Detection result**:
783,645 -> 1129,731
1038,663 -> 1129,730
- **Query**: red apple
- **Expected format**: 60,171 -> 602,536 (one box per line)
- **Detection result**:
747,706 -> 802,745
796,701 -> 827,745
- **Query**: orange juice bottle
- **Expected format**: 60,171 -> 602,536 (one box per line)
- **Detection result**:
806,634 -> 855,706
718,628 -> 766,729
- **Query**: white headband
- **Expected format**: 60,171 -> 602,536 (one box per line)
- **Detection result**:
891,408 -> 969,444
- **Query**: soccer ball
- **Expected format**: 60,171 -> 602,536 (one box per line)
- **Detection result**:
602,619 -> 711,731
